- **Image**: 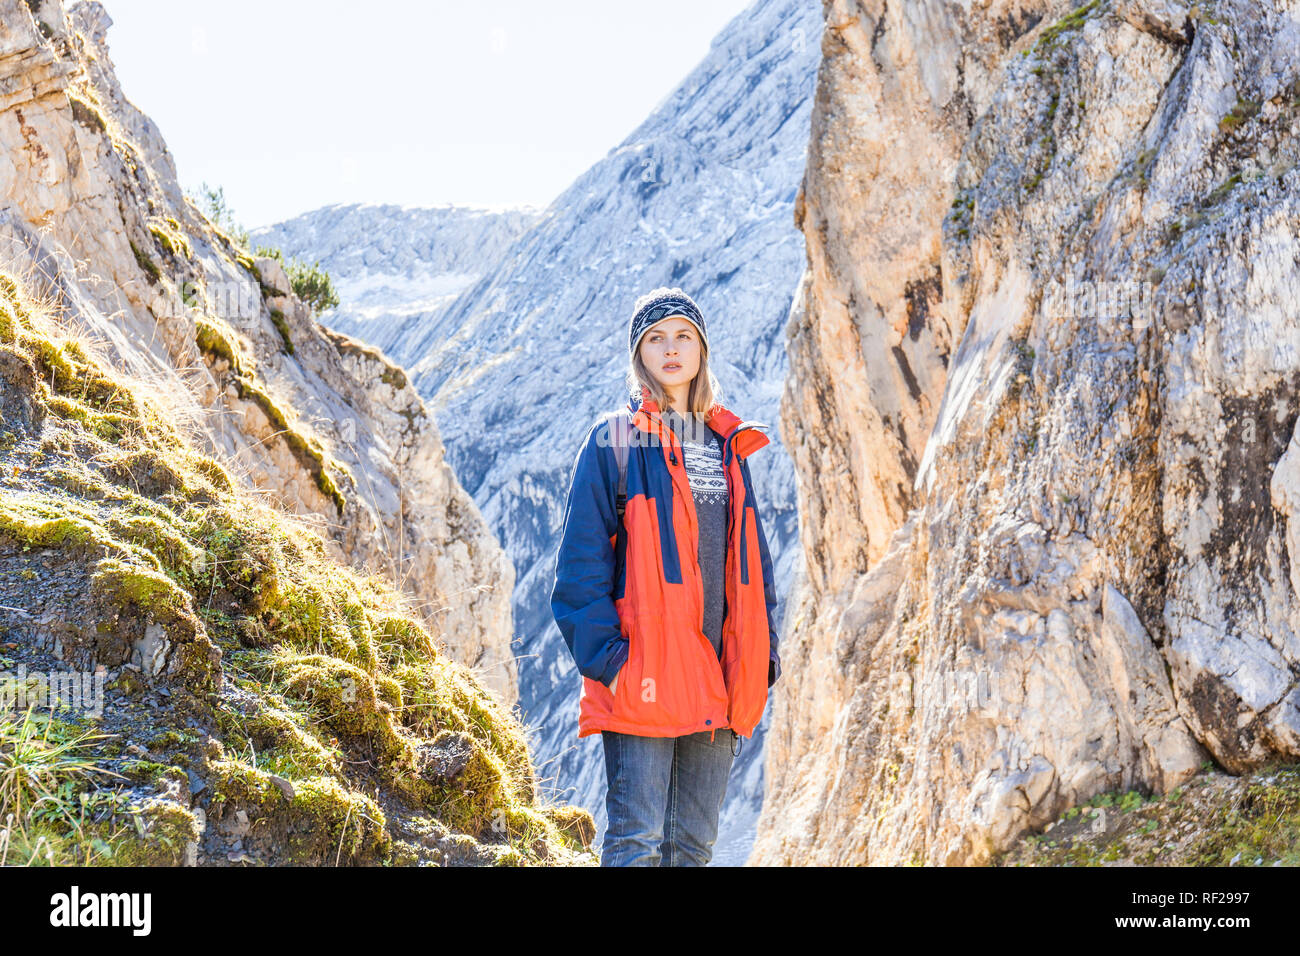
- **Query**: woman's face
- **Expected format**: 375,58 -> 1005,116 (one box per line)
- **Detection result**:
638,316 -> 701,392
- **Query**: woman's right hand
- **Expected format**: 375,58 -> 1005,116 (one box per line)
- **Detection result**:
609,666 -> 623,696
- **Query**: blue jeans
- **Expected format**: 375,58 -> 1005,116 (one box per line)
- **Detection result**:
600,728 -> 738,866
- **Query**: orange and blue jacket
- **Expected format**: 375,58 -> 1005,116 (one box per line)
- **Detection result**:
550,384 -> 780,740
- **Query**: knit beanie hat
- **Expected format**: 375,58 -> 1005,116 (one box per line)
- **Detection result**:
628,287 -> 708,359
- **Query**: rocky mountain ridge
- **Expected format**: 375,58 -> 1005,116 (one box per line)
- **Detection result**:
252,202 -> 542,361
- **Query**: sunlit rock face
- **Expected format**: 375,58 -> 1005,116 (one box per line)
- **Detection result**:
0,0 -> 516,704
754,0 -> 1300,864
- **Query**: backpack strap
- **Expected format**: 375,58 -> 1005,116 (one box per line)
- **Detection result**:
604,410 -> 632,586
604,410 -> 631,513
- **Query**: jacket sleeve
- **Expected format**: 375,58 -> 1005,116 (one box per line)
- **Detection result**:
747,461 -> 782,687
550,417 -> 629,688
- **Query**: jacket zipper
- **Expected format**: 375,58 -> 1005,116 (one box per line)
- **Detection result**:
661,415 -> 728,732
660,421 -> 704,632
655,412 -> 769,736
720,422 -> 768,733
669,418 -> 767,634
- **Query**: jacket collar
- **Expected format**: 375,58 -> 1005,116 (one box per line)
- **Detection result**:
627,383 -> 771,460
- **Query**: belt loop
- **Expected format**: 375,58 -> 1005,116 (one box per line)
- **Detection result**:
710,728 -> 716,743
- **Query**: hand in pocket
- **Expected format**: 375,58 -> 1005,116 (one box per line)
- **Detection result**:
609,664 -> 624,696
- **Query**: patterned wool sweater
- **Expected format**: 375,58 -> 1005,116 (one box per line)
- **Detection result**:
660,409 -> 729,659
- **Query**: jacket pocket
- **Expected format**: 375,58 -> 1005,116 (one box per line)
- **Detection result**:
610,609 -> 727,732
609,613 -> 643,715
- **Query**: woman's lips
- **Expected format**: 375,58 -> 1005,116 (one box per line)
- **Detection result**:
663,363 -> 682,371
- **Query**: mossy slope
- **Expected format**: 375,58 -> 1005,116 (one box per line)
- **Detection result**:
999,762 -> 1300,867
0,272 -> 595,866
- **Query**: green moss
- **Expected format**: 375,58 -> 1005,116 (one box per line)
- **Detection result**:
149,220 -> 193,261
89,556 -> 188,610
215,701 -> 343,779
147,729 -> 194,752
188,454 -> 234,494
194,327 -> 346,516
112,798 -> 201,865
1034,0 -> 1102,54
0,710 -> 181,866
268,307 -> 294,355
104,513 -> 202,577
1187,766 -> 1300,865
1001,764 -> 1300,867
206,758 -> 390,864
373,612 -> 437,658
0,304 -> 165,446
394,656 -> 537,811
0,304 -> 17,345
208,756 -> 283,809
538,803 -> 597,852
27,337 -> 138,417
381,363 -> 406,391
8,792 -> 198,867
66,91 -> 108,135
129,240 -> 161,285
0,505 -> 102,552
1132,147 -> 1158,188
1219,97 -> 1261,133
1205,171 -> 1244,206
274,654 -> 400,736
194,319 -> 249,376
286,776 -> 389,862
117,758 -> 175,785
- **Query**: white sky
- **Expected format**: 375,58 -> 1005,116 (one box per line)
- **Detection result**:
96,1 -> 754,229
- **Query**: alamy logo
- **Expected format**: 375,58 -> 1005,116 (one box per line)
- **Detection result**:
595,415 -> 715,448
49,886 -> 151,936
1041,276 -> 1157,337
0,665 -> 104,718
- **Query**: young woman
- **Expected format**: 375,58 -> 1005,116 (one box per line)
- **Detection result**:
550,287 -> 781,867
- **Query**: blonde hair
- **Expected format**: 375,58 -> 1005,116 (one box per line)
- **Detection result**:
626,332 -> 723,415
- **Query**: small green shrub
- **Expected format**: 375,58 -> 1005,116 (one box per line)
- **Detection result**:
252,247 -> 339,315
192,182 -> 250,250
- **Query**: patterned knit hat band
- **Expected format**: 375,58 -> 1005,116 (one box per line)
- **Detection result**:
628,289 -> 709,359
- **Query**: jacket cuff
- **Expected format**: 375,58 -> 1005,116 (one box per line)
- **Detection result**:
598,638 -> 629,688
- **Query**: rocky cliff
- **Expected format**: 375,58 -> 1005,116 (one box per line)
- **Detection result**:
0,0 -> 516,705
0,0 -> 577,864
755,0 -> 1300,864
